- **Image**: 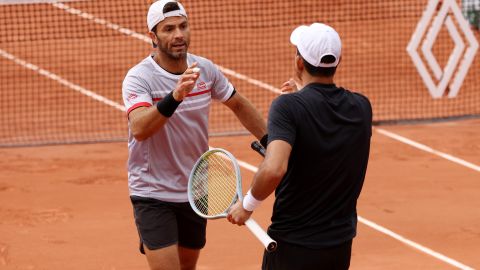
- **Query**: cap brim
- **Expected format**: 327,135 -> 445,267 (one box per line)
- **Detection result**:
290,25 -> 308,46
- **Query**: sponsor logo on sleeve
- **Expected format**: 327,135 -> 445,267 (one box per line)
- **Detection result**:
127,93 -> 138,101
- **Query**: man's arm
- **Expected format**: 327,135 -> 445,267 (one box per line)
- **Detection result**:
128,106 -> 169,141
223,91 -> 267,140
128,63 -> 200,141
227,140 -> 292,225
250,140 -> 291,199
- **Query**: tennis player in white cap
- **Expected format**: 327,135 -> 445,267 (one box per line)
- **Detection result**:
228,23 -> 372,270
122,1 -> 267,269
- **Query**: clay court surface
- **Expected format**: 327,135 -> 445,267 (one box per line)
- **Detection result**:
0,118 -> 479,269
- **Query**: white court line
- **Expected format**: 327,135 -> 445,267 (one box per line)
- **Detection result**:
358,217 -> 475,270
236,158 -> 475,270
0,48 -> 126,112
13,3 -> 477,268
375,128 -> 480,172
237,159 -> 259,173
50,2 -> 283,95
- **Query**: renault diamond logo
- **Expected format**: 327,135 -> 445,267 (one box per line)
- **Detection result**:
407,0 -> 479,98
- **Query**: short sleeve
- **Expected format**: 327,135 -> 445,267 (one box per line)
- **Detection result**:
122,73 -> 153,116
209,63 -> 234,102
268,95 -> 297,146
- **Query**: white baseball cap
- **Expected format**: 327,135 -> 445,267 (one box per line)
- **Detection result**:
290,23 -> 342,68
147,0 -> 187,31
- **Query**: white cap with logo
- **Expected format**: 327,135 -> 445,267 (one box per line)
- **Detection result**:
290,23 -> 342,68
147,0 -> 187,31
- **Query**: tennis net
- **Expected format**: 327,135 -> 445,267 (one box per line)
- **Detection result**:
1,0 -> 479,146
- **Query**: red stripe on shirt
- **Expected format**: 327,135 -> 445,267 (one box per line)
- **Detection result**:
152,89 -> 211,101
187,89 -> 211,97
127,102 -> 152,116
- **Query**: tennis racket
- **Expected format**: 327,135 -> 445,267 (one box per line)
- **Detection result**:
187,148 -> 277,252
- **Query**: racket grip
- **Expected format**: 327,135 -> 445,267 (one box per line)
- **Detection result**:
251,141 -> 266,157
245,218 -> 277,252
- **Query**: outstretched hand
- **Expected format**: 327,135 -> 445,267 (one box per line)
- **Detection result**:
172,62 -> 200,101
280,78 -> 298,94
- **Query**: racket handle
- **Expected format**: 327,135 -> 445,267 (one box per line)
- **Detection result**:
245,218 -> 277,252
251,141 -> 266,157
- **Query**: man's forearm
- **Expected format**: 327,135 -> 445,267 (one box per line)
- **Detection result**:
250,140 -> 291,200
250,170 -> 278,201
129,106 -> 169,141
226,93 -> 267,139
236,105 -> 267,139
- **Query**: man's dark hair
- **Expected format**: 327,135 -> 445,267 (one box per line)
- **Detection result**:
298,50 -> 337,77
163,1 -> 180,14
151,1 -> 182,47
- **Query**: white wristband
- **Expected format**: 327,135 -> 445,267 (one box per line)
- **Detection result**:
242,189 -> 262,211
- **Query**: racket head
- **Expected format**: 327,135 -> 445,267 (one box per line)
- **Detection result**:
188,148 -> 243,219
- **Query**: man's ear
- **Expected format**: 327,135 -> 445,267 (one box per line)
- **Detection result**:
148,31 -> 158,47
293,54 -> 304,89
295,55 -> 304,72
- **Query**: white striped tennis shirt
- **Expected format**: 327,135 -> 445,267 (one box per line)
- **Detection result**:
122,53 -> 234,202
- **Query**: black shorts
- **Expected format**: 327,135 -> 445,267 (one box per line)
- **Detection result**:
130,196 -> 207,254
262,239 -> 352,270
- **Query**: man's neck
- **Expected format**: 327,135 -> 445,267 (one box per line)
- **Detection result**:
302,73 -> 335,85
153,52 -> 188,74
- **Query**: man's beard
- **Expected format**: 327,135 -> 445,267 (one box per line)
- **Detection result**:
158,42 -> 188,60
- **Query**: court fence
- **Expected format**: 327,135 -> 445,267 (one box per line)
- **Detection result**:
1,0 -> 479,147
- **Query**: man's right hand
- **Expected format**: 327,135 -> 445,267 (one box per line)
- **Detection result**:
280,78 -> 298,94
172,62 -> 200,101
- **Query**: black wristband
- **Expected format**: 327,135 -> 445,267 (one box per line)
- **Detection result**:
156,92 -> 182,117
260,134 -> 268,148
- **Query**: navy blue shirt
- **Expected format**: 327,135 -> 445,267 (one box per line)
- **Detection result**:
267,83 -> 372,248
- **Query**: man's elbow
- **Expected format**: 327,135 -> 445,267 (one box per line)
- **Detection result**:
263,164 -> 287,183
131,127 -> 149,141
133,133 -> 147,142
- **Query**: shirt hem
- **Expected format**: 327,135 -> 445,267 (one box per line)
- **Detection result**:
129,192 -> 189,203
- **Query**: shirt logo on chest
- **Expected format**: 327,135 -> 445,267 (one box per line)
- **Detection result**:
197,81 -> 207,91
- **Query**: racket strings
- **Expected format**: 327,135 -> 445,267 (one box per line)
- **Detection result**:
190,152 -> 238,216
198,154 -> 236,214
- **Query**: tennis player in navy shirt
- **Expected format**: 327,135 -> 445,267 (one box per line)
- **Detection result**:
228,23 -> 372,270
